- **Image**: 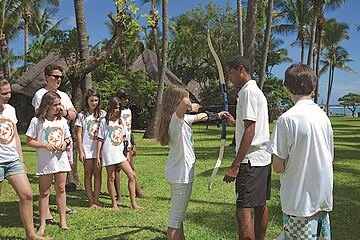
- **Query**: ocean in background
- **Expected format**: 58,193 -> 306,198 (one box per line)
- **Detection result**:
329,105 -> 359,116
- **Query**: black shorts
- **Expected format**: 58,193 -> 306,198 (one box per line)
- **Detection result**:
235,162 -> 271,208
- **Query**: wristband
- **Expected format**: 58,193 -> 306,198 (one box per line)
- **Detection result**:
205,111 -> 220,121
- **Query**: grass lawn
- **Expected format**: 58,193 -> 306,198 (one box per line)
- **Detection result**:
1,116 -> 359,239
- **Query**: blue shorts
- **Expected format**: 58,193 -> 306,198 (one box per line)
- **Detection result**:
0,159 -> 25,182
280,211 -> 331,240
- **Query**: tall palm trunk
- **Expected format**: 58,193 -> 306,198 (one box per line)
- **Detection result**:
259,0 -> 274,90
74,0 -> 92,91
300,39 -> 305,64
314,15 -> 325,103
144,0 -> 168,139
150,5 -> 161,75
23,4 -> 30,72
244,0 -> 258,69
307,0 -> 320,67
236,0 -> 244,56
0,35 -> 11,77
325,61 -> 334,116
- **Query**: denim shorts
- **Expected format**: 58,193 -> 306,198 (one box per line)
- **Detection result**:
0,159 -> 25,182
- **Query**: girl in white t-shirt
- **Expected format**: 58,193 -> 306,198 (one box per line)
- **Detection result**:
157,87 -> 226,240
96,97 -> 143,210
75,89 -> 105,208
26,91 -> 71,235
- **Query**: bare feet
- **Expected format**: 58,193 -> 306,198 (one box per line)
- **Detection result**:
112,205 -> 119,211
36,225 -> 46,236
130,203 -> 144,209
60,223 -> 69,230
94,201 -> 102,207
136,192 -> 146,199
27,233 -> 53,240
116,197 -> 123,204
89,204 -> 101,209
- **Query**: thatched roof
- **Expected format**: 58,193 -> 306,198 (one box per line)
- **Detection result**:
11,52 -> 68,97
131,49 -> 182,86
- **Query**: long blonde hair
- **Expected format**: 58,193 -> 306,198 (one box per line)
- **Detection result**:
156,87 -> 188,146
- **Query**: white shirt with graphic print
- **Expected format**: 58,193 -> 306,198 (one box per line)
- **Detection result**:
26,117 -> 71,175
97,118 -> 127,167
165,113 -> 196,184
75,110 -> 106,159
0,104 -> 20,163
32,88 -> 74,110
120,108 -> 132,148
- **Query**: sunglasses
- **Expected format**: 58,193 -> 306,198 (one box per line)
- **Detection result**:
48,74 -> 64,80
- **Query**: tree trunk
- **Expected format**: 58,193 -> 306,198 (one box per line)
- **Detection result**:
74,0 -> 92,90
325,63 -> 333,116
143,0 -> 168,139
307,0 -> 320,67
300,39 -> 304,64
236,0 -> 244,56
259,0 -> 273,90
0,37 -> 11,78
244,0 -> 258,70
23,5 -> 31,72
314,15 -> 325,104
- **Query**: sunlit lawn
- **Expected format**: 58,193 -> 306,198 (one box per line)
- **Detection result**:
0,116 -> 359,239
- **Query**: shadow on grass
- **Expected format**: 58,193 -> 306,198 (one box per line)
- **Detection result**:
0,201 -> 23,228
0,237 -> 25,240
96,225 -> 166,240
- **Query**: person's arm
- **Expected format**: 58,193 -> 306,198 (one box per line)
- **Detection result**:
27,136 -> 57,152
223,120 -> 255,182
14,127 -> 23,163
272,154 -> 285,173
175,97 -> 201,119
60,106 -> 77,121
75,126 -> 85,163
96,139 -> 103,168
192,111 -> 228,124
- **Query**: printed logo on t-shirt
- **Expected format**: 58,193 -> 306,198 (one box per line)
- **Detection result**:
45,126 -> 64,146
108,125 -> 123,146
86,119 -> 99,140
0,118 -> 15,145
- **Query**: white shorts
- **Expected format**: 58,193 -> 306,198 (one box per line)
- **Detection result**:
168,182 -> 193,229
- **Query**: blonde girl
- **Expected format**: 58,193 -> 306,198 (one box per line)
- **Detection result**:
96,97 -> 142,210
75,89 -> 105,208
26,91 -> 71,235
157,87 -> 226,240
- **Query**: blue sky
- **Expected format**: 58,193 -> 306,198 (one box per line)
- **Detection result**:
10,0 -> 360,105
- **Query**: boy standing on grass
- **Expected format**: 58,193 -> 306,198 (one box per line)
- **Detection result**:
267,64 -> 334,239
0,79 -> 52,240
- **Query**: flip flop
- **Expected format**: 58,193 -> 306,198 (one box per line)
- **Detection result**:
45,218 -> 57,225
65,209 -> 78,214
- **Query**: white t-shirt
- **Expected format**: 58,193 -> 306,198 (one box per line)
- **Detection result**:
0,104 -> 20,163
32,88 -> 74,110
97,118 -> 127,167
267,99 -> 334,217
165,113 -> 196,184
26,117 -> 72,175
121,108 -> 132,148
75,110 -> 106,159
236,80 -> 271,166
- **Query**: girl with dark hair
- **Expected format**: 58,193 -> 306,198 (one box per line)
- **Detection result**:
75,89 -> 106,208
26,91 -> 72,235
96,97 -> 142,210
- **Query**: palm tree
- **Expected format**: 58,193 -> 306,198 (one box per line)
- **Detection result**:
74,0 -> 92,90
22,0 -> 59,71
0,0 -> 23,78
236,0 -> 244,56
273,0 -> 313,64
321,19 -> 352,115
307,0 -> 345,67
244,0 -> 258,68
144,0 -> 167,139
259,0 -> 274,89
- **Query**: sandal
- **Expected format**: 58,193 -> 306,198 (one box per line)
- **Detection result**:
65,209 -> 78,214
45,218 -> 57,225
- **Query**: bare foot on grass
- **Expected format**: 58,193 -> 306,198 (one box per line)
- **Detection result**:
130,203 -> 144,209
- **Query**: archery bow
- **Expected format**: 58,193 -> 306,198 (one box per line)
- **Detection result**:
207,30 -> 228,191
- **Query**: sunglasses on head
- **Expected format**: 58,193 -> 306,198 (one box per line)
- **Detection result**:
48,74 -> 64,80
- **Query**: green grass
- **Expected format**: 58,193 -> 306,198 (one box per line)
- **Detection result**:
1,117 -> 360,239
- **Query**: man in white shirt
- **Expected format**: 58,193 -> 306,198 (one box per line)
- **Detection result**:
223,56 -> 271,240
0,79 -> 52,240
267,64 -> 333,239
